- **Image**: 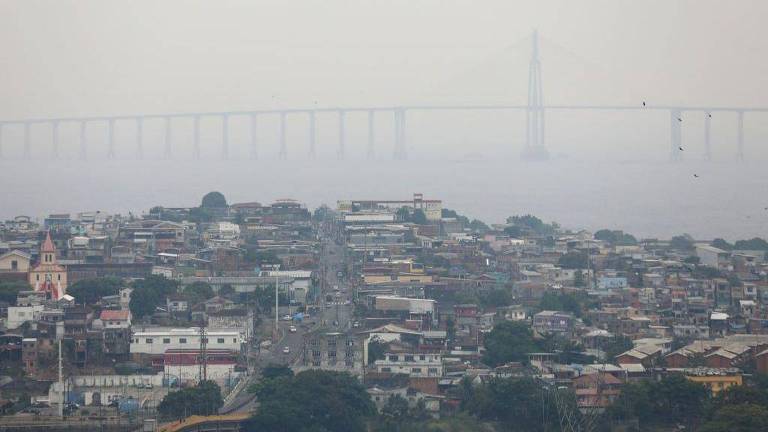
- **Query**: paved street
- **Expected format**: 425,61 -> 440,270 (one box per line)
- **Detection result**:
222,225 -> 354,414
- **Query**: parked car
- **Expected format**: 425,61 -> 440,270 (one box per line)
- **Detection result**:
289,326 -> 297,333
282,346 -> 290,354
282,314 -> 292,321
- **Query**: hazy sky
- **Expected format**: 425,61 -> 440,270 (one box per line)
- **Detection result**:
1,1 -> 767,239
2,0 -> 766,117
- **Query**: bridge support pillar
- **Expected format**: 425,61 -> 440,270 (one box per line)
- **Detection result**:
308,111 -> 316,159
222,115 -> 229,160
670,109 -> 682,162
737,111 -> 744,161
163,117 -> 172,159
337,111 -> 346,160
52,121 -> 60,159
107,119 -> 116,159
393,109 -> 407,160
367,110 -> 375,160
79,121 -> 87,160
136,118 -> 143,160
193,116 -> 201,159
249,114 -> 258,160
23,123 -> 30,159
704,112 -> 711,161
279,112 -> 287,160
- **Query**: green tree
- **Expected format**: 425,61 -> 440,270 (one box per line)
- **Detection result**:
129,275 -> 178,319
539,291 -> 582,317
506,215 -> 558,236
734,237 -> 768,250
468,219 -> 490,233
0,281 -> 30,304
219,284 -> 235,297
201,191 -> 228,208
602,335 -> 633,361
670,234 -> 695,251
66,277 -> 123,305
247,370 -> 375,432
463,377 -> 548,432
158,380 -> 223,419
183,281 -> 214,304
482,321 -> 539,366
609,374 -> 709,430
557,252 -> 588,269
701,404 -> 768,432
711,238 -> 733,251
367,337 -> 389,365
412,209 -> 428,225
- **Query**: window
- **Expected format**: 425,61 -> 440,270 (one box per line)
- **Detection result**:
404,355 -> 414,362
58,274 -> 61,281
145,338 -> 153,344
388,355 -> 398,361
11,260 -> 17,270
233,338 -> 237,343
163,338 -> 170,344
179,338 -> 187,344
428,368 -> 438,375
412,367 -> 422,373
381,367 -> 391,373
419,355 -> 426,361
36,275 -> 40,281
313,350 -> 321,357
217,338 -> 225,344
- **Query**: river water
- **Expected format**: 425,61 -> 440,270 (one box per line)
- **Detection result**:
0,157 -> 766,240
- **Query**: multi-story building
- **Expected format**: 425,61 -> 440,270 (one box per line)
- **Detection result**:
373,352 -> 443,378
130,327 -> 243,357
533,310 -> 574,335
301,330 -> 364,375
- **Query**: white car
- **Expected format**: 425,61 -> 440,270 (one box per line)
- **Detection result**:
282,314 -> 292,321
289,326 -> 297,333
282,346 -> 290,354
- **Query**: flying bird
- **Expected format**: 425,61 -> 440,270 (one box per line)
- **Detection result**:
677,118 -> 683,122
679,147 -> 684,151
693,174 -> 699,178
708,114 -> 712,118
642,101 -> 646,107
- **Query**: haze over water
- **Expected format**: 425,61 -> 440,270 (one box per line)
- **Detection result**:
1,157 -> 765,241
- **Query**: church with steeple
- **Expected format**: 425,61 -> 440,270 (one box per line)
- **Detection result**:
28,231 -> 67,300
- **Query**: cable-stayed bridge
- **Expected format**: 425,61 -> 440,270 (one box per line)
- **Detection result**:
1,31 -> 765,161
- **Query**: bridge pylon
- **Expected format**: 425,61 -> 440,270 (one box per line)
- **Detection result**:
522,30 -> 549,160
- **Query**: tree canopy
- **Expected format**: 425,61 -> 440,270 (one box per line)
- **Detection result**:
482,321 -> 539,366
734,237 -> 768,250
557,251 -> 589,269
247,370 -> 375,432
158,380 -> 223,419
66,277 -> 123,305
182,281 -> 214,305
201,191 -> 228,208
538,291 -> 583,317
0,281 -> 30,305
129,275 -> 178,319
711,238 -> 733,251
670,234 -> 695,251
594,229 -> 638,246
505,214 -> 558,236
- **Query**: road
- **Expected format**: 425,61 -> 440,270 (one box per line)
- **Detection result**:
220,225 -> 355,414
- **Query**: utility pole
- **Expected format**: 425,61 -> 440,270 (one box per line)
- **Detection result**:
275,276 -> 279,340
198,324 -> 207,383
58,339 -> 64,418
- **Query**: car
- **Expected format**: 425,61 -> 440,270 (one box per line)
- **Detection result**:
282,314 -> 292,321
282,346 -> 290,354
352,321 -> 360,328
145,383 -> 153,389
289,325 -> 297,333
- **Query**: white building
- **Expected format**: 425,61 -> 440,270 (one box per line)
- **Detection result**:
696,245 -> 730,268
374,352 -> 443,377
7,304 -> 45,329
130,327 -> 243,356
